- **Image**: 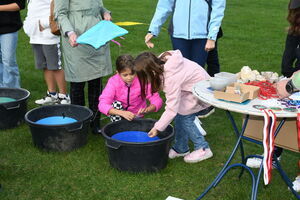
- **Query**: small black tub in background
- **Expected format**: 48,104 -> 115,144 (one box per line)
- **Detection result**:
0,88 -> 30,129
25,104 -> 93,152
101,118 -> 174,172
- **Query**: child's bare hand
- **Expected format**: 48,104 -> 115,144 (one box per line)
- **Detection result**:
38,20 -> 45,32
137,107 -> 148,115
120,111 -> 135,121
148,127 -> 158,137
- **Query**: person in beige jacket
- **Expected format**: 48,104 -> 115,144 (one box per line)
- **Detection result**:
54,0 -> 113,133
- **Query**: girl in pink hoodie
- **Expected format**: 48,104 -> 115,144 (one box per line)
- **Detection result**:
98,54 -> 163,122
134,50 -> 213,163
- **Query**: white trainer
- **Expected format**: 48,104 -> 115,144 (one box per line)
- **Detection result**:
168,149 -> 190,159
58,93 -> 71,104
246,155 -> 281,168
292,176 -> 300,192
35,92 -> 58,105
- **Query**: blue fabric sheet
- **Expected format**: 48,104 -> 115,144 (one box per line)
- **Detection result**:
77,21 -> 128,49
111,131 -> 160,143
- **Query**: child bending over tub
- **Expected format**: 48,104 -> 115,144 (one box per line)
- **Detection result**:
134,50 -> 213,163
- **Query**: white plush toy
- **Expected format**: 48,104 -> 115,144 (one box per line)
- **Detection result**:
238,66 -> 279,83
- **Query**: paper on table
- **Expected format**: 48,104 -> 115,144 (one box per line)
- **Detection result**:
76,21 -> 128,49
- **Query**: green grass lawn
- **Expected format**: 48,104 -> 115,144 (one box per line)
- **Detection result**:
1,0 -> 299,199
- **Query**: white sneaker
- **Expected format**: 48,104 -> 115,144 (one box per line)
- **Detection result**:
58,93 -> 71,104
35,92 -> 58,105
168,149 -> 190,159
292,176 -> 300,192
246,155 -> 281,168
184,148 -> 213,163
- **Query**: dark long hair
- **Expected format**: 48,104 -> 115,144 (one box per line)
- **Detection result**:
287,3 -> 300,35
134,52 -> 167,99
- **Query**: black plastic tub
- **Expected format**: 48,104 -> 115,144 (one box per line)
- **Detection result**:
0,88 -> 30,129
101,118 -> 174,172
25,104 -> 93,152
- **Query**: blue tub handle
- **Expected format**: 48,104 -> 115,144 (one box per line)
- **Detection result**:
106,140 -> 121,149
67,123 -> 83,132
4,104 -> 20,110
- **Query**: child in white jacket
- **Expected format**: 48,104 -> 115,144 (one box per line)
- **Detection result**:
23,0 -> 69,104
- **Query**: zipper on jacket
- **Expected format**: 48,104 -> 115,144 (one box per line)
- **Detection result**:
125,84 -> 130,110
188,0 -> 192,39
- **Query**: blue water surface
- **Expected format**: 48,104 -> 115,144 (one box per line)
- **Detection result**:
36,116 -> 77,125
0,97 -> 16,103
111,131 -> 160,142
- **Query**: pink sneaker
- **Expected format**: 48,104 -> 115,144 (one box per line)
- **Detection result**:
184,148 -> 213,163
168,149 -> 190,159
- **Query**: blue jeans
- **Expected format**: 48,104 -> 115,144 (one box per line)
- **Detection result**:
173,111 -> 209,153
171,36 -> 208,67
0,31 -> 20,88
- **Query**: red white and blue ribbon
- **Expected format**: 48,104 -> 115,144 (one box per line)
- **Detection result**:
262,109 -> 276,185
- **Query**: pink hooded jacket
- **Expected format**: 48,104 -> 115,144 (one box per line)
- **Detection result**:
154,50 -> 210,131
99,74 -> 163,116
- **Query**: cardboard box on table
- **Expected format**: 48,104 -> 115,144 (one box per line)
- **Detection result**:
214,83 -> 260,103
244,116 -> 300,153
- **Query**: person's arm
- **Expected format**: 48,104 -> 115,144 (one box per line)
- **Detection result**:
54,0 -> 74,37
205,0 -> 225,51
276,71 -> 300,98
108,109 -> 135,121
145,0 -> 175,48
99,78 -> 118,116
142,84 -> 163,113
0,2 -> 24,12
99,0 -> 112,21
281,34 -> 299,77
154,78 -> 181,132
207,0 -> 226,41
137,104 -> 157,116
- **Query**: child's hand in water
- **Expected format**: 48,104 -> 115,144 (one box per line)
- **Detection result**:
148,127 -> 158,137
120,110 -> 135,121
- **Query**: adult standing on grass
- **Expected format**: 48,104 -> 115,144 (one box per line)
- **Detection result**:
23,0 -> 70,105
145,0 -> 225,117
145,0 -> 225,68
0,0 -> 25,88
54,0 -> 113,134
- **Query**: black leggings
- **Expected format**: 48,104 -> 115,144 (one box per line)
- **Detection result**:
70,78 -> 102,125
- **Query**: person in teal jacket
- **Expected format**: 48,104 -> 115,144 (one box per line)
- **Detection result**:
145,0 -> 225,68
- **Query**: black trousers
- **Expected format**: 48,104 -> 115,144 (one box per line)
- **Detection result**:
206,40 -> 220,76
70,78 -> 102,129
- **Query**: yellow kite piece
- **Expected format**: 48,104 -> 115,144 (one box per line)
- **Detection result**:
115,21 -> 145,26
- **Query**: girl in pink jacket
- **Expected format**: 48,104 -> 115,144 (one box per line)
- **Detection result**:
134,50 -> 213,163
98,54 -> 163,122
